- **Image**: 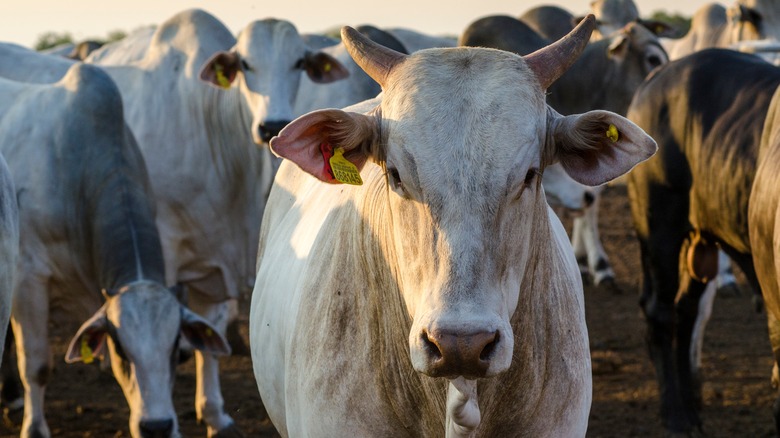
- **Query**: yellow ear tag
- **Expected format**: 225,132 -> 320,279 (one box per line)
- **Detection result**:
606,124 -> 620,142
323,62 -> 332,73
215,65 -> 232,89
206,328 -> 213,337
80,338 -> 94,364
329,147 -> 363,185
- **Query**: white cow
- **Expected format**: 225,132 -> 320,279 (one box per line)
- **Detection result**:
0,152 -> 17,366
85,9 -> 348,435
251,17 -> 657,436
0,57 -> 229,438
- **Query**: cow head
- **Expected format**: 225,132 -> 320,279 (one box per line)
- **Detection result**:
542,163 -> 599,212
270,16 -> 655,380
65,281 -> 229,438
199,19 -> 349,145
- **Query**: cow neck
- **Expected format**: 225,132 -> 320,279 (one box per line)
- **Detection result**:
200,81 -> 261,205
354,177 -> 448,435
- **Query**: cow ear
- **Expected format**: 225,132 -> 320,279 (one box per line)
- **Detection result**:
549,109 -> 657,186
269,108 -> 378,184
199,50 -> 241,89
607,33 -> 630,60
302,51 -> 350,84
65,309 -> 108,364
180,308 -> 231,356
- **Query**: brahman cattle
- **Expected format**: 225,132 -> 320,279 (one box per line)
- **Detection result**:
460,14 -> 667,287
626,48 -> 780,434
251,17 -> 657,436
749,83 -> 780,434
0,54 -> 229,438
84,9 -> 348,434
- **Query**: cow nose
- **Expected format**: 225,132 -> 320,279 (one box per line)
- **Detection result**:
421,329 -> 499,378
583,191 -> 595,207
139,418 -> 174,438
258,120 -> 291,143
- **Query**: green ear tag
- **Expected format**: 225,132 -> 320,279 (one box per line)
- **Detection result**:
606,124 -> 620,142
215,65 -> 231,89
81,338 -> 94,364
329,148 -> 363,185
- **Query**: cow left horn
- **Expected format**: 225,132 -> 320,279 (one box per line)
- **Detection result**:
524,14 -> 596,90
342,26 -> 407,88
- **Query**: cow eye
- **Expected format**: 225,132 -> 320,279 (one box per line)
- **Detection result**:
240,59 -> 253,72
387,167 -> 406,196
646,54 -> 663,69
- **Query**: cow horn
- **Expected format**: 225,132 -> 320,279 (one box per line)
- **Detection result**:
524,14 -> 596,90
342,26 -> 407,88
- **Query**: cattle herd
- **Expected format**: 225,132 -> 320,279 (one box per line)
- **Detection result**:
0,0 -> 779,436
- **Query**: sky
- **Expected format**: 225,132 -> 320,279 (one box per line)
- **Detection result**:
1,0 -> 712,49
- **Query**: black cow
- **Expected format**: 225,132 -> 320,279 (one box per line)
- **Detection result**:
626,48 -> 780,433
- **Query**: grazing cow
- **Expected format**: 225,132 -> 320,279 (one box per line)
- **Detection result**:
0,153 -> 17,365
460,15 -> 667,287
84,9 -> 348,435
251,17 -> 657,436
749,84 -> 780,433
626,48 -> 780,433
666,0 -> 780,59
0,59 -> 229,438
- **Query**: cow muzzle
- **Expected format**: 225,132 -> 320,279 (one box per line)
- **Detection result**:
257,120 -> 291,144
416,327 -> 502,379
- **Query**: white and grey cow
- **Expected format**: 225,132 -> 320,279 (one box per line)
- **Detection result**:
84,9 -> 347,435
0,53 -> 228,438
0,152 -> 17,367
251,17 -> 656,436
665,0 -> 780,60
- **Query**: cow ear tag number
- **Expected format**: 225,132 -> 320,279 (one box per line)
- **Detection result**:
329,147 -> 363,185
81,337 -> 95,364
606,124 -> 620,142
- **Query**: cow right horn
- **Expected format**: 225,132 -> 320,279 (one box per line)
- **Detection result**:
524,14 -> 596,90
342,26 -> 407,89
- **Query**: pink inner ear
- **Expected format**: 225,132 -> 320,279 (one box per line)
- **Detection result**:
320,143 -> 337,182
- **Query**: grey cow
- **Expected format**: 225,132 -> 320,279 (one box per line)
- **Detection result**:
0,52 -> 228,438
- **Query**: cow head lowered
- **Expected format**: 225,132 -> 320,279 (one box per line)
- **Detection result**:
64,281 -> 229,438
199,19 -> 349,144
270,17 -> 655,380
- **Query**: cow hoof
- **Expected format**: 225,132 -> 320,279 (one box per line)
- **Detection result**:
716,282 -> 741,298
597,277 -> 621,294
211,423 -> 245,438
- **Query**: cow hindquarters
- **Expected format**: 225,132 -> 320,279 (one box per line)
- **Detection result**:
186,297 -> 237,437
11,278 -> 52,438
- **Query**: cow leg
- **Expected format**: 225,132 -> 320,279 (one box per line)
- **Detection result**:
1,326 -> 23,412
629,175 -> 697,433
187,296 -> 238,437
571,187 -> 616,290
714,250 -> 741,296
11,280 -> 51,438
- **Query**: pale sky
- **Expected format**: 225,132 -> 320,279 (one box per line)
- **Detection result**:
1,0 -> 711,49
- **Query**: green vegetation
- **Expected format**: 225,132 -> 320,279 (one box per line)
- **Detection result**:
33,29 -> 128,51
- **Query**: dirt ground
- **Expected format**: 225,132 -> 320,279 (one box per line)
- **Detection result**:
0,184 -> 776,437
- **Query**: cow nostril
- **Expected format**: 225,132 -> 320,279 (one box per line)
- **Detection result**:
583,192 -> 595,207
421,330 -> 442,360
479,331 -> 499,361
139,418 -> 174,438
